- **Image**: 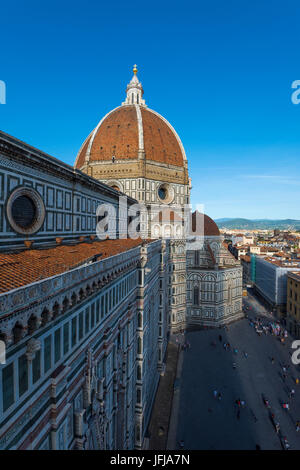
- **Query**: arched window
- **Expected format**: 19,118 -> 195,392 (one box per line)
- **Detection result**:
228,285 -> 232,303
13,322 -> 23,344
28,315 -> 38,335
193,286 -> 199,305
138,337 -> 142,354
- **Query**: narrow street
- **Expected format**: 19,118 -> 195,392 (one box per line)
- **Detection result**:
168,292 -> 300,450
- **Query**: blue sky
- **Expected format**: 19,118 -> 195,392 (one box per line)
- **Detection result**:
1,0 -> 300,219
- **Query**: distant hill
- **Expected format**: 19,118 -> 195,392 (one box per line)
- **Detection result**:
215,218 -> 300,230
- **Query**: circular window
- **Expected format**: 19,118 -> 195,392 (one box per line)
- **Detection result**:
6,187 -> 45,235
158,186 -> 167,200
11,195 -> 36,229
157,183 -> 174,204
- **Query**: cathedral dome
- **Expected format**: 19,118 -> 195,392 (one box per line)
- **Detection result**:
74,66 -> 187,170
192,211 -> 220,237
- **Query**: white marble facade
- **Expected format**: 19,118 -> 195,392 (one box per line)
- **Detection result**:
0,131 -> 170,450
186,236 -> 243,326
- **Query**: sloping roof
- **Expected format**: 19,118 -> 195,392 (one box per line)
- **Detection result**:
0,238 -> 144,294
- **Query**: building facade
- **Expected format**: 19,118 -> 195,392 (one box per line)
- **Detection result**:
186,213 -> 243,327
286,272 -> 300,337
254,257 -> 300,318
240,255 -> 252,287
0,66 -> 244,450
0,131 -> 170,450
74,66 -> 190,333
74,66 -> 243,330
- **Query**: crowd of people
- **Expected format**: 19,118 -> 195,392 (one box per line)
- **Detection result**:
175,294 -> 300,450
248,314 -> 289,344
175,331 -> 191,351
207,303 -> 300,450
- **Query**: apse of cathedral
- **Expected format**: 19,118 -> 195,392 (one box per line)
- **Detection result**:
0,66 -> 242,450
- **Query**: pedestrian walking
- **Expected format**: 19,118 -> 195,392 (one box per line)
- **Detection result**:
218,392 -> 222,401
219,334 -> 222,342
290,389 -> 295,399
213,390 -> 218,399
244,351 -> 248,358
250,408 -> 258,422
296,421 -> 300,432
282,436 -> 290,450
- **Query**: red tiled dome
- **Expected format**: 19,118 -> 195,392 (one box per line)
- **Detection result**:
74,105 -> 186,169
192,211 -> 220,236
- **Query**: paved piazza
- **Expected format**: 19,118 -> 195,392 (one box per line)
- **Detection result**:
172,292 -> 300,450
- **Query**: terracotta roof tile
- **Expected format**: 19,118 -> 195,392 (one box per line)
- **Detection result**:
141,108 -> 183,166
0,238 -> 144,294
191,211 -> 220,236
75,105 -> 185,168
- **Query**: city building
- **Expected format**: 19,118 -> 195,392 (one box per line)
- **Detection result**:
230,243 -> 281,260
254,257 -> 300,318
0,130 -> 170,450
240,255 -> 252,286
0,66 -> 243,450
286,272 -> 300,337
74,65 -> 190,333
186,212 -> 243,327
232,234 -> 254,246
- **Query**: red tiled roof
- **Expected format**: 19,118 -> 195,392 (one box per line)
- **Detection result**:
288,271 -> 300,281
191,211 -> 220,236
0,238 -> 144,294
141,108 -> 183,166
75,106 -> 184,168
